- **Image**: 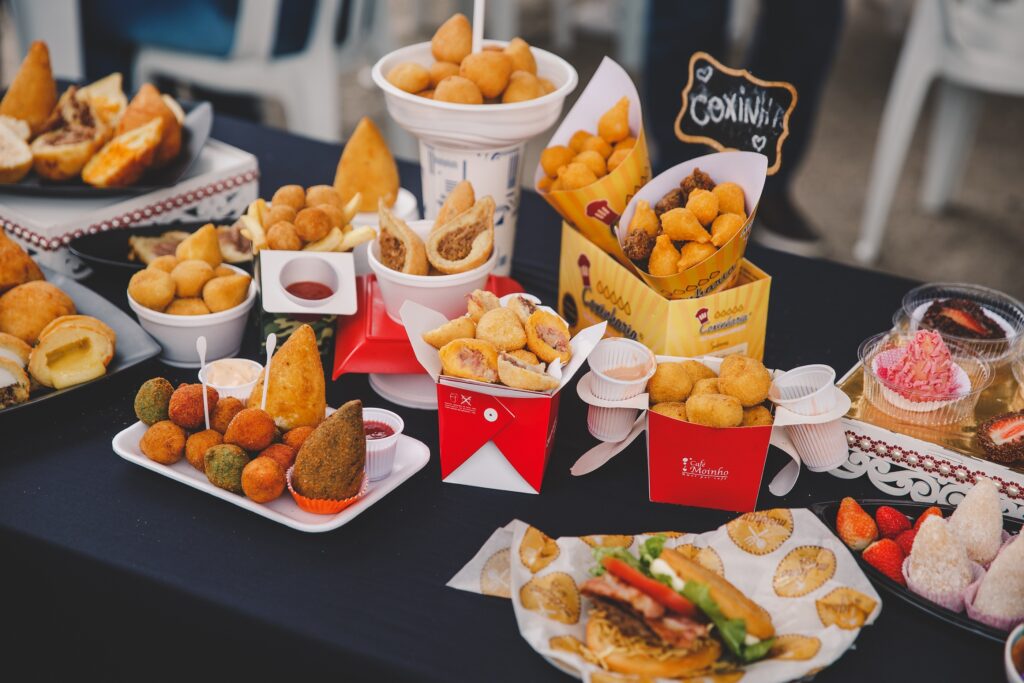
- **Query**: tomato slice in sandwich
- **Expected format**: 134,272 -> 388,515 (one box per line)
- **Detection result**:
602,557 -> 699,618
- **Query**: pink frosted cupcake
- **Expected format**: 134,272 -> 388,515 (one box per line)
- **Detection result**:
873,330 -> 970,412
904,515 -> 979,612
966,535 -> 1024,631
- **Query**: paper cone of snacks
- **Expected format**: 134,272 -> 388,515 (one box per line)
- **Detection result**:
535,57 -> 651,261
618,151 -> 767,300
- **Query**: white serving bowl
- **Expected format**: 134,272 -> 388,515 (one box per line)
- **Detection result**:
367,219 -> 494,323
128,263 -> 257,368
371,40 -> 578,149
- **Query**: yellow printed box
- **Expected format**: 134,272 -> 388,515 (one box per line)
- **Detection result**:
558,222 -> 770,359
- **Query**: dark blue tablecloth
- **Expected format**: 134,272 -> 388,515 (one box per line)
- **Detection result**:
0,116 -> 1000,681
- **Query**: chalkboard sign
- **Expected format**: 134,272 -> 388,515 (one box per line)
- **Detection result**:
674,52 -> 797,175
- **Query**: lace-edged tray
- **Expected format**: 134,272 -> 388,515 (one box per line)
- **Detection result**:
0,139 -> 258,278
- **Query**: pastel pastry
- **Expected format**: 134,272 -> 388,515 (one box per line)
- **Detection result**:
426,196 -> 494,274
525,310 -> 571,364
505,295 -> 537,324
422,315 -> 475,349
439,338 -> 498,383
497,352 -> 557,392
377,201 -> 428,275
475,308 -> 526,351
466,289 -> 500,322
28,315 -> 116,389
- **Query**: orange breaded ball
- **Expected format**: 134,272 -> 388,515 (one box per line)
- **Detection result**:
686,188 -> 719,226
282,425 -> 315,450
711,213 -> 745,247
686,393 -> 743,428
434,75 -> 483,104
128,268 -> 175,311
267,222 -> 303,251
224,407 -> 277,452
306,185 -> 342,209
431,13 -> 472,64
678,241 -> 717,272
742,405 -> 774,426
568,130 -> 591,153
140,420 -> 186,465
266,204 -> 297,227
556,162 -> 598,191
185,428 -> 223,472
580,135 -> 612,159
293,207 -> 331,243
241,456 -> 286,503
259,443 -> 297,471
502,70 -> 545,103
504,37 -> 537,74
647,362 -> 693,403
712,182 -> 746,216
271,185 -> 306,211
168,383 -> 219,430
719,355 -> 772,407
614,136 -> 637,152
459,51 -> 513,99
540,146 -> 575,178
607,147 -> 630,172
211,396 -> 244,434
429,61 -> 460,87
573,150 -> 607,178
387,62 -> 430,93
316,204 -> 345,230
598,97 -> 630,143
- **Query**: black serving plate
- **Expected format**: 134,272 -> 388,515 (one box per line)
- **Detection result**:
0,98 -> 213,197
812,499 -> 1021,643
0,266 -> 161,417
68,220 -> 248,273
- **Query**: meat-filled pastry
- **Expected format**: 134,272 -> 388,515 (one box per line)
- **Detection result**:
525,310 -> 572,364
506,349 -> 541,367
466,289 -> 500,322
475,307 -> 526,351
377,200 -> 428,275
505,294 -> 537,324
422,315 -> 475,349
0,357 -> 29,408
497,352 -> 558,392
439,338 -> 498,383
426,196 -> 495,274
0,332 -> 31,368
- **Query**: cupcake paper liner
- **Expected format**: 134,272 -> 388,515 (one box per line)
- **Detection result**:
964,575 -> 1024,632
903,556 -> 984,613
286,468 -> 368,515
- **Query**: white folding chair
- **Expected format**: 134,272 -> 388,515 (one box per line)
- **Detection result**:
854,0 -> 1024,264
134,0 -> 362,141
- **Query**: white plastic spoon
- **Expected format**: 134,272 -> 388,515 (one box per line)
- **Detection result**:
196,336 -> 210,430
261,333 -> 277,411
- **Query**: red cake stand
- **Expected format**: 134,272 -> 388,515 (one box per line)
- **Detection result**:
332,275 -> 523,409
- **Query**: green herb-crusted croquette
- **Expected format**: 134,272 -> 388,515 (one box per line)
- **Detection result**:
203,444 -> 249,494
134,377 -> 174,425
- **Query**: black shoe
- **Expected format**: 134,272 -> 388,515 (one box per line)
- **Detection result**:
752,192 -> 827,258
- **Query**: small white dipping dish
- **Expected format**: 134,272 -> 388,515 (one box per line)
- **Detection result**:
128,263 -> 256,368
198,358 -> 263,401
363,407 -> 405,481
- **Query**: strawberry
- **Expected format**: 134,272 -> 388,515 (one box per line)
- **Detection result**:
895,528 -> 918,556
914,506 -> 943,530
875,505 -> 911,539
863,538 -> 906,585
938,307 -> 988,336
836,497 -> 878,551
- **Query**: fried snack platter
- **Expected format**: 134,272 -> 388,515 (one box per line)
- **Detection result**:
449,512 -> 881,682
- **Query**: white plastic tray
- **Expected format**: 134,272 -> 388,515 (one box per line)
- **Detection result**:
112,421 -> 429,532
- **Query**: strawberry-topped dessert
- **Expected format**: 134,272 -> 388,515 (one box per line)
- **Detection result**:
922,298 -> 1006,341
978,411 -> 1024,463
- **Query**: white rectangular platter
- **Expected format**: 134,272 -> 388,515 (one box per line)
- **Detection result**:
112,421 -> 429,532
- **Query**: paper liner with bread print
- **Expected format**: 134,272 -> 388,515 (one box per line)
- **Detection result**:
535,58 -> 651,260
447,512 -> 881,683
617,151 -> 767,300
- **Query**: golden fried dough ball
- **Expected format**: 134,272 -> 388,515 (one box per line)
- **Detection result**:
271,185 -> 306,211
225,407 -> 277,451
429,61 -> 460,87
678,242 -> 717,272
661,208 -> 711,243
556,162 -> 598,191
719,355 -> 772,407
211,396 -> 244,434
541,146 -> 575,178
315,204 -> 345,230
214,265 -> 235,278
293,207 -> 331,243
203,274 -> 251,313
242,456 -> 286,503
573,150 -> 607,178
387,62 -> 431,93
417,89 -> 434,99
614,136 -> 637,152
607,147 -> 630,172
140,420 -> 186,465
267,204 -> 297,227
650,402 -> 687,422
148,255 -> 178,273
742,405 -> 774,427
267,222 -> 302,251
580,135 -> 612,159
686,188 -> 719,226
504,37 -> 537,74
598,97 -> 630,143
502,70 -> 545,103
568,130 -> 591,153
629,200 -> 659,236
186,429 -> 222,472
681,360 -> 717,383
476,307 -> 527,351
165,298 -> 211,315
712,182 -> 746,216
170,259 -> 215,298
431,13 -> 472,64
686,393 -> 743,428
434,75 -> 483,104
460,51 -> 513,99
648,235 -> 680,277
539,77 -> 556,94
306,185 -> 342,209
467,289 -> 500,322
536,175 -> 553,193
647,362 -> 693,403
711,213 -> 745,247
128,268 -> 175,311
691,377 -> 720,396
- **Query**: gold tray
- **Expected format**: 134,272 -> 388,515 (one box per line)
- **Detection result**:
839,363 -> 1024,470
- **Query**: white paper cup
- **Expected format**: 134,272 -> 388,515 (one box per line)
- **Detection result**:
784,421 -> 849,472
586,338 -> 656,442
367,219 -> 495,323
197,358 -> 263,400
363,407 -> 404,481
769,365 -> 837,416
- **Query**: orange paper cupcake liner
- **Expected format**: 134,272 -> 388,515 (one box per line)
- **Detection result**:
286,467 -> 368,515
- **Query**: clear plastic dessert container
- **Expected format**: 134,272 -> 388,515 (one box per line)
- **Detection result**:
901,283 -> 1024,368
859,331 -> 993,426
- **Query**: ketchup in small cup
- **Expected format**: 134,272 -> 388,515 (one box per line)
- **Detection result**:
285,281 -> 334,301
362,408 -> 404,481
364,421 -> 395,440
